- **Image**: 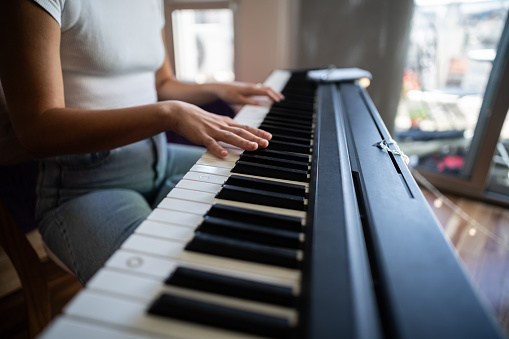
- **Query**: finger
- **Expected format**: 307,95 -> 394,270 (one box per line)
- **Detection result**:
225,126 -> 270,148
251,85 -> 284,102
268,88 -> 285,101
236,97 -> 262,106
230,123 -> 272,141
203,137 -> 229,158
216,130 -> 260,151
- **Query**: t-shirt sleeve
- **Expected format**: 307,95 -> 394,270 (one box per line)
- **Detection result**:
32,0 -> 66,27
157,0 -> 165,28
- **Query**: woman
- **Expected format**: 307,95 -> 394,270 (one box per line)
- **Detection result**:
0,0 -> 282,284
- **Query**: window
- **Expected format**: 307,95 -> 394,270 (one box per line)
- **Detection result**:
171,8 -> 235,83
395,0 -> 509,205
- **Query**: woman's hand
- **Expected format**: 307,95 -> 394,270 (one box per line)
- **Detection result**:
167,101 -> 272,158
208,82 -> 285,106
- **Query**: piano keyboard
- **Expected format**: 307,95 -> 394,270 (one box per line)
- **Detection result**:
40,70 -> 316,339
39,69 -> 507,339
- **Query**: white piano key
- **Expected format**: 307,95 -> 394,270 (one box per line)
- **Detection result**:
235,105 -> 270,118
106,250 -> 178,279
190,164 -> 232,177
107,249 -> 299,289
263,69 -> 292,91
147,209 -> 203,227
230,172 -> 310,188
190,162 -> 310,188
121,234 -> 300,283
136,220 -> 194,241
87,269 -> 298,323
175,179 -> 222,194
165,188 -> 216,204
157,198 -> 211,215
123,235 -> 185,258
39,316 -> 170,339
63,290 -> 266,339
215,198 -> 307,220
196,157 -> 236,169
182,171 -> 228,185
201,149 -> 243,163
161,186 -> 307,222
234,117 -> 265,128
235,111 -> 268,127
88,268 -> 162,302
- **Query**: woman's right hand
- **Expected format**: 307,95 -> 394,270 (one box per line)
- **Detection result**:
166,101 -> 272,158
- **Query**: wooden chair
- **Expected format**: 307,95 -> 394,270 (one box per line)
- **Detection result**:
0,199 -> 51,338
0,84 -> 79,338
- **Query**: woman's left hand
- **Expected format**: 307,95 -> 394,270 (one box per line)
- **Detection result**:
210,82 -> 285,106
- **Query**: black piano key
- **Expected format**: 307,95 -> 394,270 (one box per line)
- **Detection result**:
263,116 -> 313,129
225,175 -> 306,197
199,216 -> 303,248
279,93 -> 315,102
185,232 -> 303,269
272,100 -> 314,111
232,161 -> 309,182
269,133 -> 312,145
239,153 -> 310,171
265,111 -> 314,124
269,106 -> 314,117
261,118 -> 313,131
148,293 -> 293,339
165,267 -> 297,306
260,124 -> 312,139
266,140 -> 311,154
208,204 -> 304,232
217,184 -> 306,211
245,148 -> 311,162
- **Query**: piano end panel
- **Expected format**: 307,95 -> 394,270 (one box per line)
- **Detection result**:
341,83 -> 507,339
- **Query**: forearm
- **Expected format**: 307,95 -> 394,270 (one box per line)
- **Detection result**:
14,102 -> 173,157
156,77 -> 219,106
157,77 -> 284,107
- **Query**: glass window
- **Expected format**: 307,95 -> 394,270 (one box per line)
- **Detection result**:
487,108 -> 509,194
396,0 -> 509,177
172,8 -> 235,83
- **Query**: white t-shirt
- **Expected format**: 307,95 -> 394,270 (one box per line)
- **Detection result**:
0,0 -> 166,165
33,0 -> 166,110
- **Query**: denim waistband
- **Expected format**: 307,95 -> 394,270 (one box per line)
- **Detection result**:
36,133 -> 167,218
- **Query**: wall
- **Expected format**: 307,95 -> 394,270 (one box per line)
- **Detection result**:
294,0 -> 414,133
233,0 -> 293,83
163,0 -> 414,133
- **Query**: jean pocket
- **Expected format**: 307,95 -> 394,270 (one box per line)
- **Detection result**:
55,151 -> 111,170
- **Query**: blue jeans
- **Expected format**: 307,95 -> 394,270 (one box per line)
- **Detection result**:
35,133 -> 204,284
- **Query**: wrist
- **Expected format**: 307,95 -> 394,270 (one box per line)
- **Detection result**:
198,83 -> 221,101
158,100 -> 183,132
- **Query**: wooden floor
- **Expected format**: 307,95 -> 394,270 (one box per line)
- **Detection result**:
420,188 -> 509,337
0,188 -> 508,338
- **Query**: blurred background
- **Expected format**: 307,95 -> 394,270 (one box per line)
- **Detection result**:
164,0 -> 509,207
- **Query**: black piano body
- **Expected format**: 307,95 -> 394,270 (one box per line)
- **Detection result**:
39,69 -> 506,339
301,69 -> 505,339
